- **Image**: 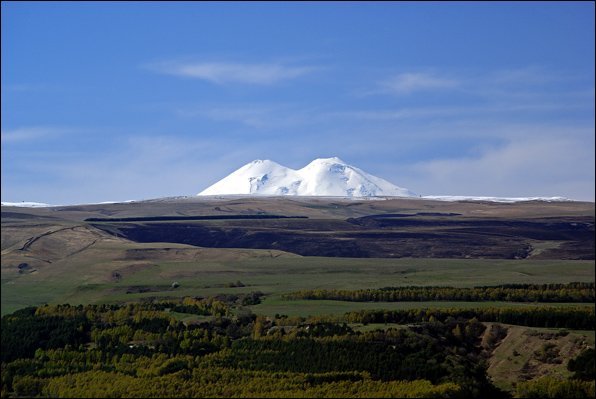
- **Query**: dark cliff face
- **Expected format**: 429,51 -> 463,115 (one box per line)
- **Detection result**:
91,214 -> 595,260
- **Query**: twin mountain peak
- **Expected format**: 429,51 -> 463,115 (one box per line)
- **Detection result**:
198,157 -> 416,198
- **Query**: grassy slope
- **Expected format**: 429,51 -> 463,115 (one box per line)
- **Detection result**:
485,323 -> 595,392
2,202 -> 595,316
3,236 -> 594,315
2,198 -> 595,394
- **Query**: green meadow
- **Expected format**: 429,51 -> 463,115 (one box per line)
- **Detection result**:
3,251 -> 594,316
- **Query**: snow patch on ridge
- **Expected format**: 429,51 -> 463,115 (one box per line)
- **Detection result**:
1,201 -> 55,208
421,195 -> 573,203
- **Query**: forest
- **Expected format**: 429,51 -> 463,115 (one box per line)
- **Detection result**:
1,294 -> 594,398
282,282 -> 596,303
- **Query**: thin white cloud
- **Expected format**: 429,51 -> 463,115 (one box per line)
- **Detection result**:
178,105 -> 283,128
376,67 -> 592,100
149,61 -> 317,85
1,134 -> 276,204
329,107 -> 454,121
488,66 -> 562,86
383,72 -> 459,95
0,126 -> 71,143
332,101 -> 590,122
405,135 -> 595,200
176,104 -> 320,129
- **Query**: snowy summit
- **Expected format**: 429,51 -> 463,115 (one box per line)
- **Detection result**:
198,157 -> 416,197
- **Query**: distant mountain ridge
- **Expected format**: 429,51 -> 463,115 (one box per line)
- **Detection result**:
197,157 -> 416,197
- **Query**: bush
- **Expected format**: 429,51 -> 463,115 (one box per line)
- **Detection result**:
568,348 -> 596,381
516,376 -> 595,398
13,375 -> 44,397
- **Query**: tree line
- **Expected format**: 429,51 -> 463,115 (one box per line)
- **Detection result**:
339,306 -> 595,330
282,282 -> 595,303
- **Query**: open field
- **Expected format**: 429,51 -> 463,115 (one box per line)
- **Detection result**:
2,197 -> 594,315
4,250 -> 595,316
2,197 -> 595,397
4,196 -> 593,266
4,196 -> 595,221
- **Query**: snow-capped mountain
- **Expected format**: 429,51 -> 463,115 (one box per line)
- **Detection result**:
198,157 -> 416,197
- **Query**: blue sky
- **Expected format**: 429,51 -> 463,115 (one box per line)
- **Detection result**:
2,1 -> 594,204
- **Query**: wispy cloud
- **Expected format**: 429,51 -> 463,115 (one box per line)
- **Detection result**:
148,61 -> 318,85
331,101 -> 590,123
0,126 -> 71,143
178,105 -> 285,128
376,67 -> 592,100
176,103 -> 321,129
404,133 -> 595,200
488,66 -> 562,86
331,106 -> 474,122
383,72 -> 459,95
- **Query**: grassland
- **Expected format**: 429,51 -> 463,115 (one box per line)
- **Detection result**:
3,245 -> 594,316
1,197 -> 594,396
2,196 -> 595,315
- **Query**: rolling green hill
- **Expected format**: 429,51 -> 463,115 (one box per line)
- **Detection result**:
2,197 -> 594,397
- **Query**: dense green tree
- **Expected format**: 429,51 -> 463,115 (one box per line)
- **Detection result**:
283,282 -> 595,303
568,348 -> 596,381
1,294 -> 591,398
